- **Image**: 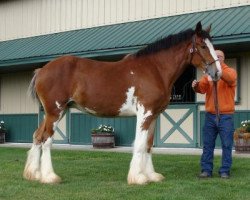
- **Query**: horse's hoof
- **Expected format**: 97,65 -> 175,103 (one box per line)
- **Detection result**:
40,173 -> 62,184
127,173 -> 149,185
23,169 -> 41,181
147,172 -> 165,182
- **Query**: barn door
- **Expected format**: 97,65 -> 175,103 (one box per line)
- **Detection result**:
38,106 -> 69,144
156,104 -> 198,147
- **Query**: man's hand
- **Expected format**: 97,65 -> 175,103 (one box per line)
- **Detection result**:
192,80 -> 198,89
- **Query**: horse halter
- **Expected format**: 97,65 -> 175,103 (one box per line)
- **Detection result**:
189,35 -> 219,71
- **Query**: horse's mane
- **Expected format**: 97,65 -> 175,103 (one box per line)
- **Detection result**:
135,28 -> 211,57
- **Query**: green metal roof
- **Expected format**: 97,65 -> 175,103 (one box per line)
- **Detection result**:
0,6 -> 249,67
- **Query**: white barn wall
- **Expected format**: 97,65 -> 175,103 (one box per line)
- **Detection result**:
236,53 -> 250,110
0,71 -> 38,114
0,0 -> 249,41
0,70 -> 68,141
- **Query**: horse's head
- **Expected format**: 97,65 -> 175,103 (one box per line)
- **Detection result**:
189,22 -> 222,81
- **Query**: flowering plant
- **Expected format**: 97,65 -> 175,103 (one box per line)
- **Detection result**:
234,120 -> 250,140
235,120 -> 250,134
91,125 -> 115,134
0,121 -> 7,132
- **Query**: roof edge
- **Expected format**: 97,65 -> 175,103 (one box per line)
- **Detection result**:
213,33 -> 250,44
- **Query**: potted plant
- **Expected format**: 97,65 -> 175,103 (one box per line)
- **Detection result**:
234,120 -> 250,153
91,125 -> 115,148
0,121 -> 7,143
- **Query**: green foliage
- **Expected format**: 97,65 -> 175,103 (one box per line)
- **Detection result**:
0,147 -> 250,200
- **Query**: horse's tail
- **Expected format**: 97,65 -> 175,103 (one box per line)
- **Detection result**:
28,68 -> 41,102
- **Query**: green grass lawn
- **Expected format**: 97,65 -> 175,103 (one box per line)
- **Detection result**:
0,147 -> 249,200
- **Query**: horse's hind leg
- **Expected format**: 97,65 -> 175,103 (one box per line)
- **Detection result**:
39,113 -> 63,183
23,123 -> 43,181
23,144 -> 42,181
24,106 -> 64,183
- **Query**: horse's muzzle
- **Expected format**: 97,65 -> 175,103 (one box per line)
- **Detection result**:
204,59 -> 221,81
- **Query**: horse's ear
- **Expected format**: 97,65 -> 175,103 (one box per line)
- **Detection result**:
195,21 -> 202,35
205,24 -> 212,33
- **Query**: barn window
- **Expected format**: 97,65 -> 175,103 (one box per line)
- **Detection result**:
170,66 -> 195,103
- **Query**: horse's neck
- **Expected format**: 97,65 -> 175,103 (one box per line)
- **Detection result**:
153,43 -> 190,87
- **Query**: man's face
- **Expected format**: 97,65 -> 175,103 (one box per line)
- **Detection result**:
215,50 -> 225,64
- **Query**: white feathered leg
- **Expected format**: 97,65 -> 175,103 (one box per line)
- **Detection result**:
144,120 -> 165,182
144,152 -> 165,182
127,104 -> 153,185
127,130 -> 149,185
23,143 -> 41,181
40,137 -> 61,183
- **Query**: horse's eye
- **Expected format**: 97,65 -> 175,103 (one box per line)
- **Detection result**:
201,45 -> 206,49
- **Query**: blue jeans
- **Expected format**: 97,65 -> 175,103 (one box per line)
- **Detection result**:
200,112 -> 234,176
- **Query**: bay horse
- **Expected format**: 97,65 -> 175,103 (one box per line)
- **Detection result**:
23,22 -> 221,184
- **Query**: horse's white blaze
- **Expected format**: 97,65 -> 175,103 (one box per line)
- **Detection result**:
119,87 -> 137,116
204,39 -> 222,76
130,71 -> 134,75
23,143 -> 41,180
40,137 -> 61,183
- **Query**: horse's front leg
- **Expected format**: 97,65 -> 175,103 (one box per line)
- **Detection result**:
127,109 -> 164,185
144,119 -> 165,183
24,113 -> 62,184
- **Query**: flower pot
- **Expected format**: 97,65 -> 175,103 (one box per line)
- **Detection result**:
91,133 -> 115,148
0,130 -> 6,143
234,132 -> 250,153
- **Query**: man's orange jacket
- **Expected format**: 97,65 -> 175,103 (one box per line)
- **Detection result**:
194,63 -> 237,114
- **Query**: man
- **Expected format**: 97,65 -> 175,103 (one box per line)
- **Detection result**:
192,50 -> 237,179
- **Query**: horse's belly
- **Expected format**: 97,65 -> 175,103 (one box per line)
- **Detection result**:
72,101 -> 136,117
72,104 -> 98,115
71,86 -> 138,117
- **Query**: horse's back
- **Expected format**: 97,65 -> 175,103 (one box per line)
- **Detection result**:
35,56 -> 81,103
34,55 -> 130,113
34,54 -> 166,117
37,55 -> 98,85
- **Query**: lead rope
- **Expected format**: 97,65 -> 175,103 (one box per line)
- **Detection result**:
213,81 -> 220,126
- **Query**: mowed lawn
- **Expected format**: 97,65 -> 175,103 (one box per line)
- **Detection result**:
0,147 -> 250,200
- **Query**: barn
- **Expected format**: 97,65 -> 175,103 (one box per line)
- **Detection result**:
0,0 -> 250,148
